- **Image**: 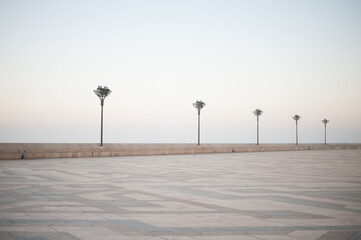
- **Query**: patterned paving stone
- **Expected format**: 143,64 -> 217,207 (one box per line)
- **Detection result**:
0,149 -> 361,239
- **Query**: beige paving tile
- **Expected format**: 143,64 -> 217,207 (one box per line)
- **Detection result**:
195,213 -> 291,227
128,213 -> 232,228
52,226 -> 124,239
289,230 -> 328,240
78,191 -> 120,200
193,237 -> 260,240
123,193 -> 163,201
256,235 -> 297,240
123,201 -> 213,212
0,227 -> 27,232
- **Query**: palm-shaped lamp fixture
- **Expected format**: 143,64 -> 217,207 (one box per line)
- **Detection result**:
94,86 -> 111,146
321,119 -> 329,144
292,114 -> 301,145
193,100 -> 206,146
253,109 -> 263,145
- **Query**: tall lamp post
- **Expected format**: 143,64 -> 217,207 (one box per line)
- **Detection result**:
253,109 -> 263,145
322,119 -> 329,144
292,114 -> 301,145
94,86 -> 111,147
193,100 -> 206,146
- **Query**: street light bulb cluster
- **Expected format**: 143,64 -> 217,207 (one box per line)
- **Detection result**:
253,109 -> 263,116
94,86 -> 111,102
322,119 -> 329,125
193,100 -> 206,111
292,115 -> 301,121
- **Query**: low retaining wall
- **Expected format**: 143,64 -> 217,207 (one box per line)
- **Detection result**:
1,143 -> 361,160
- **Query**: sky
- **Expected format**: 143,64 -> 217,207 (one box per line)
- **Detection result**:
0,0 -> 361,144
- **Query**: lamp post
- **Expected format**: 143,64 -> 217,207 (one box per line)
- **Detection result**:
193,100 -> 206,146
292,114 -> 301,145
253,109 -> 263,145
94,86 -> 111,146
322,119 -> 329,144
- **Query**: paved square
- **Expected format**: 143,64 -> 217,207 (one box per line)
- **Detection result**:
1,149 -> 361,240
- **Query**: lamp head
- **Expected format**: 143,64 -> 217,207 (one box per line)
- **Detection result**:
322,119 -> 329,124
94,86 -> 111,100
253,109 -> 263,116
292,115 -> 301,121
193,100 -> 206,110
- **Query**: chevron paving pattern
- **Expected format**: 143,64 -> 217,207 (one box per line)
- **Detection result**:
0,149 -> 361,240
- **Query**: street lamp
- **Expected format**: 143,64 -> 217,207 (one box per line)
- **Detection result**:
193,100 -> 206,146
253,109 -> 263,145
322,119 -> 329,144
292,114 -> 301,145
94,86 -> 111,146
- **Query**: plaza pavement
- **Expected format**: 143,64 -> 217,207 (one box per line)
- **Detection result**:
0,149 -> 361,240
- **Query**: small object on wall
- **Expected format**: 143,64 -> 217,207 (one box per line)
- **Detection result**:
18,150 -> 27,159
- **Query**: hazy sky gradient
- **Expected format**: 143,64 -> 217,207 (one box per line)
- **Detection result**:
1,0 -> 361,143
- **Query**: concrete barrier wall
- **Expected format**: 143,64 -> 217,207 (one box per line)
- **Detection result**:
1,143 -> 361,160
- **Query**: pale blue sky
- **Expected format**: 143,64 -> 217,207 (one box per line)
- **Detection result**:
1,0 -> 360,143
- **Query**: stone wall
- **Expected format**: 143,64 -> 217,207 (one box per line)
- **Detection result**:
1,143 -> 361,160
